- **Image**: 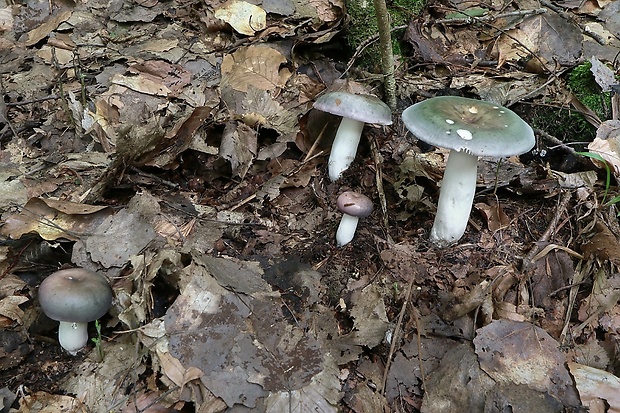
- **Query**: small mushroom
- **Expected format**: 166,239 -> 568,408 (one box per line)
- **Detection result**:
39,268 -> 113,355
402,96 -> 535,247
336,191 -> 373,246
314,92 -> 392,181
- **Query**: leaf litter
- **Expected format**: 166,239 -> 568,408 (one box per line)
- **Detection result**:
2,0 -> 620,411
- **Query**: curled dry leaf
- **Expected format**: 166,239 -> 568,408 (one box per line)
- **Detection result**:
1,198 -> 112,241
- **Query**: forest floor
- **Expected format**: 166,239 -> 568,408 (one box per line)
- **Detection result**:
1,0 -> 620,412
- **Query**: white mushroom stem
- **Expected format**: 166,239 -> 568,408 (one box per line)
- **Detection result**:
58,321 -> 89,355
430,149 -> 478,247
336,213 -> 360,247
328,117 -> 365,181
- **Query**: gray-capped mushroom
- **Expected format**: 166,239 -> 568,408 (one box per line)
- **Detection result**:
336,191 -> 373,246
314,92 -> 392,181
39,268 -> 113,355
402,96 -> 535,247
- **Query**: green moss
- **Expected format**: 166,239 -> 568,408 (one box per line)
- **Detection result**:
568,61 -> 612,131
345,0 -> 425,69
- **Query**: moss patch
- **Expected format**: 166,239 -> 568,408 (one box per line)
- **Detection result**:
345,0 -> 425,69
567,61 -> 612,135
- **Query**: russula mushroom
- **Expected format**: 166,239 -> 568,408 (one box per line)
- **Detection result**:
336,191 -> 373,246
401,96 -> 535,247
314,92 -> 392,181
39,268 -> 113,355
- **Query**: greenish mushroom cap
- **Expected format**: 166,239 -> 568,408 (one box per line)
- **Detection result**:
402,96 -> 535,157
314,92 -> 393,125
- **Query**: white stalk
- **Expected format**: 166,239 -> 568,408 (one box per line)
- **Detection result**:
430,149 -> 478,247
328,117 -> 365,181
336,213 -> 360,247
58,321 -> 89,355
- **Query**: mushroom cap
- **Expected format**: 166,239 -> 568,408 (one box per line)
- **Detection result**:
402,96 -> 535,157
337,191 -> 373,217
39,268 -> 113,323
314,92 -> 393,125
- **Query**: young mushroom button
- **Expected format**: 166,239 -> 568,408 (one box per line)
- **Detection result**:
336,191 -> 373,247
39,268 -> 113,355
401,96 -> 535,247
314,92 -> 392,181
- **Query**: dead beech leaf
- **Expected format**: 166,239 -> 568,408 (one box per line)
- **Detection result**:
214,0 -> 266,36
1,198 -> 112,241
25,10 -> 72,46
220,45 -> 291,93
18,391 -> 87,413
475,202 -> 510,232
568,362 -> 620,413
581,222 -> 620,265
496,11 -> 581,71
587,120 -> 620,175
128,60 -> 191,95
473,320 -> 581,407
142,106 -> 212,167
219,121 -> 257,178
349,284 -> 389,347
111,73 -> 171,97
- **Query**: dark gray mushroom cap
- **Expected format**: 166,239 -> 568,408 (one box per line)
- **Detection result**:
314,92 -> 393,125
337,191 -> 373,217
402,96 -> 535,157
39,268 -> 113,323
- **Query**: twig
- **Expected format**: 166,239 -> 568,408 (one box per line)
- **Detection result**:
520,190 -> 572,271
369,136 -> 394,246
380,275 -> 415,395
344,25 -> 408,79
434,7 -> 547,25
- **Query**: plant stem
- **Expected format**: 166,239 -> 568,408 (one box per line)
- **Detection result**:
372,0 -> 396,110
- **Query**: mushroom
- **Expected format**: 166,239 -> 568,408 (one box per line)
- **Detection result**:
401,96 -> 535,247
314,92 -> 392,181
39,268 -> 113,355
336,191 -> 373,246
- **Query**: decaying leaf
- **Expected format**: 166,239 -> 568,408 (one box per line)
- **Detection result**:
496,11 -> 582,71
568,362 -> 620,413
220,45 -> 291,93
475,201 -> 510,232
1,198 -> 112,241
473,320 -> 581,407
219,121 -> 257,178
348,284 -> 389,347
164,258 -> 334,408
214,0 -> 266,36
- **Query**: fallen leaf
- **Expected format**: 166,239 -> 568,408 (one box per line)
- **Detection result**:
25,11 -> 72,46
220,45 -> 291,93
568,362 -> 620,413
214,0 -> 266,36
1,198 -> 112,241
473,320 -> 581,406
219,121 -> 257,178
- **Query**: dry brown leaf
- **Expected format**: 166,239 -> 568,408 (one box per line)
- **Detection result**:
475,201 -> 510,232
220,45 -> 291,92
474,320 -> 581,407
219,121 -> 257,178
25,11 -> 72,46
214,0 -> 266,36
581,222 -> 620,265
568,362 -> 620,413
18,391 -> 87,413
111,73 -> 171,97
1,198 -> 112,241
